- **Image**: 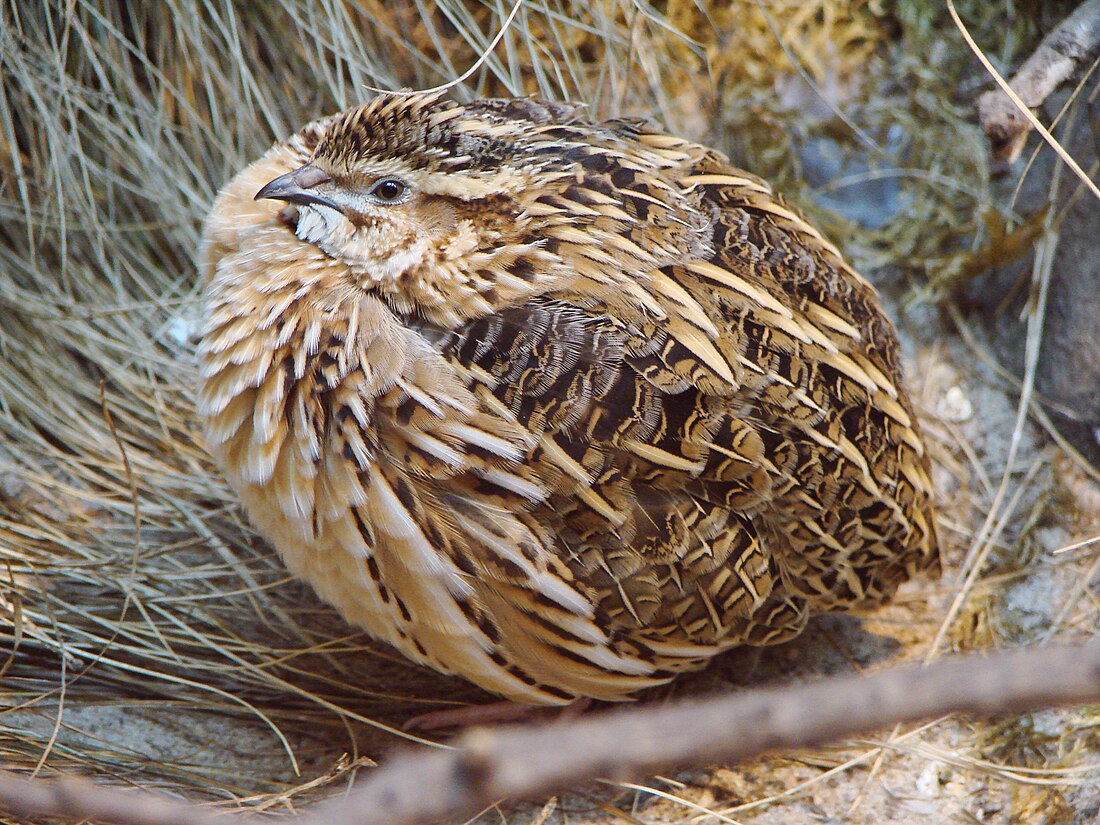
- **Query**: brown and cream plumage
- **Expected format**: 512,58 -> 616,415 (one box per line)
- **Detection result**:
197,93 -> 937,705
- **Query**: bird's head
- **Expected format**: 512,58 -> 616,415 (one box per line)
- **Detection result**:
253,93 -> 582,320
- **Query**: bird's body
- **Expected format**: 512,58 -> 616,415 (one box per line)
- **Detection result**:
198,94 -> 937,705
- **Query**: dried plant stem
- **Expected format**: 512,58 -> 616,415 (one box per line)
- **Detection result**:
5,642 -> 1100,825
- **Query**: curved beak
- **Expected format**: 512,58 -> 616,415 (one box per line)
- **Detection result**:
255,164 -> 344,214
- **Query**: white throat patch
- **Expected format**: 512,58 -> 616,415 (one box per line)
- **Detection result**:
293,204 -> 427,284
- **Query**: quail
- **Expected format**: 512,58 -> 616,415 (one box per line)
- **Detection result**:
198,93 -> 938,709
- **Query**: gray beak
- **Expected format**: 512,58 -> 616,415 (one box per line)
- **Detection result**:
255,164 -> 344,213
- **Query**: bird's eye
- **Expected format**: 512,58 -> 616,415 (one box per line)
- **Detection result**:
369,178 -> 408,204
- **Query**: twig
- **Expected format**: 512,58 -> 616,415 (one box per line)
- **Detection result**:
302,642 -> 1100,825
974,0 -> 1100,162
5,642 -> 1100,825
0,772 -> 259,825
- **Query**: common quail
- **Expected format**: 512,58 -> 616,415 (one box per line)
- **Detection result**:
198,93 -> 938,707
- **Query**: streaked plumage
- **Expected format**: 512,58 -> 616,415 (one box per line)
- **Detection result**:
197,93 -> 938,705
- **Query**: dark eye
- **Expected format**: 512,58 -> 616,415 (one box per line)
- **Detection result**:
369,178 -> 408,203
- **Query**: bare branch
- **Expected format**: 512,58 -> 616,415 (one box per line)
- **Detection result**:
977,0 -> 1100,162
0,772 -> 261,825
5,643 -> 1100,825
300,642 -> 1100,825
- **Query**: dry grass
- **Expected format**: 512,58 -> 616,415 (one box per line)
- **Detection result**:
2,1 -> 1099,822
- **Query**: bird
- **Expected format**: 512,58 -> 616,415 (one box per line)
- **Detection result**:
197,92 -> 938,717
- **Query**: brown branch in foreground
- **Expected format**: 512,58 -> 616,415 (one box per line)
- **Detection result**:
0,773 -> 259,825
4,642 -> 1100,825
302,641 -> 1100,825
977,0 -> 1100,162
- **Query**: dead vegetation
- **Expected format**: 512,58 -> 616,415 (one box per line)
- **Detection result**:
2,1 -> 1099,823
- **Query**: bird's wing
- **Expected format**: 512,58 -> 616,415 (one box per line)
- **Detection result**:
423,298 -> 802,663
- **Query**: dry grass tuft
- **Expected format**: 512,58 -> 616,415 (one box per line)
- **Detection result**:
2,1 -> 1099,822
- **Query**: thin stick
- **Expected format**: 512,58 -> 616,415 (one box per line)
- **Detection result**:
950,0 -> 1100,201
0,773 -> 261,825
974,0 -> 1100,162
301,642 -> 1100,825
9,643 -> 1096,825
